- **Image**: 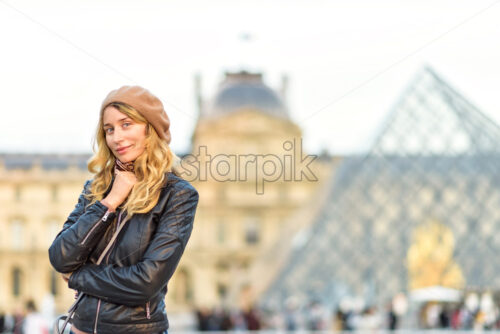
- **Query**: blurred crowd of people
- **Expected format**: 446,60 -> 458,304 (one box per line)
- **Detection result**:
195,306 -> 262,331
418,302 -> 500,330
192,294 -> 500,331
193,302 -> 395,331
0,300 -> 50,334
4,294 -> 500,333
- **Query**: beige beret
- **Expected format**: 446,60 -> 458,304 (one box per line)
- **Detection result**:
101,85 -> 171,144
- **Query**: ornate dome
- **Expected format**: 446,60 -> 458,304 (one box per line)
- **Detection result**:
207,71 -> 289,119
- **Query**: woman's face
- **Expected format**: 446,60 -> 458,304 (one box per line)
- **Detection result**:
102,106 -> 147,163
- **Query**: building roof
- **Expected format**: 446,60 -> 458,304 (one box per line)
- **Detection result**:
206,71 -> 289,119
0,153 -> 91,170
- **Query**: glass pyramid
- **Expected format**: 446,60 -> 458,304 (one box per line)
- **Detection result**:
262,67 -> 500,310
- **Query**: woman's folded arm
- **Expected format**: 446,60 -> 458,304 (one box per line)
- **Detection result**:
49,180 -> 117,273
68,187 -> 198,306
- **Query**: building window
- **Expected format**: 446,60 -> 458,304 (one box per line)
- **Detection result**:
50,270 -> 58,296
11,219 -> 24,250
173,268 -> 192,303
217,283 -> 227,299
279,184 -> 288,201
217,220 -> 226,244
12,267 -> 22,297
244,217 -> 260,245
216,261 -> 229,272
51,184 -> 58,202
14,185 -> 21,202
216,187 -> 226,201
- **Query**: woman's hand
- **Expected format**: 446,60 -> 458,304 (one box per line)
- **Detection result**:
101,168 -> 137,211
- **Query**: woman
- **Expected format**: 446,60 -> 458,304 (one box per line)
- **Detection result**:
49,85 -> 199,334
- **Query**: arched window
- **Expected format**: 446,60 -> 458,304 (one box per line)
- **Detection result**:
12,267 -> 22,297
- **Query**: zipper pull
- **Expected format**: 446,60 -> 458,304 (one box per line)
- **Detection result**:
102,209 -> 111,222
80,210 -> 112,246
146,301 -> 151,319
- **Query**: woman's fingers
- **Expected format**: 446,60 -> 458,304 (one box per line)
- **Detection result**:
103,168 -> 137,209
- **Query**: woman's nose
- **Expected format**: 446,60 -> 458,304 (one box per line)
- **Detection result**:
113,128 -> 125,143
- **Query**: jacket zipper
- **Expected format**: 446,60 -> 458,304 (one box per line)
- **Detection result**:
80,210 -> 111,246
146,301 -> 151,319
92,210 -> 116,333
105,210 -> 123,264
94,299 -> 102,333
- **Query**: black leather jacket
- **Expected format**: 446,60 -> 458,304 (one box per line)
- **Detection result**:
49,172 -> 199,334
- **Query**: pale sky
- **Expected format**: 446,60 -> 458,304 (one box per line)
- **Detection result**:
1,0 -> 499,155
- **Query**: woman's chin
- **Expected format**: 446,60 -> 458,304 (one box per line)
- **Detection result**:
113,152 -> 128,161
117,153 -> 140,163
113,147 -> 143,163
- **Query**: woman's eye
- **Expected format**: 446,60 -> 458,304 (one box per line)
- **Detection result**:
105,128 -> 113,134
123,122 -> 131,128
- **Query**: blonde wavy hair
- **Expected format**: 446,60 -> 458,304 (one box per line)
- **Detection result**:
85,102 -> 180,217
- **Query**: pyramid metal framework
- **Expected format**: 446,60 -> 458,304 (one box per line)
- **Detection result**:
262,67 -> 500,309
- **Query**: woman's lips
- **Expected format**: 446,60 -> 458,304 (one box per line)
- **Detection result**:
117,145 -> 131,154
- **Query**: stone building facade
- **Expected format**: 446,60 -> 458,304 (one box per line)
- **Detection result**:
0,71 -> 334,314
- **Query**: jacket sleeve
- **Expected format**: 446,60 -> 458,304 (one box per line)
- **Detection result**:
68,184 -> 199,306
49,180 -> 116,273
